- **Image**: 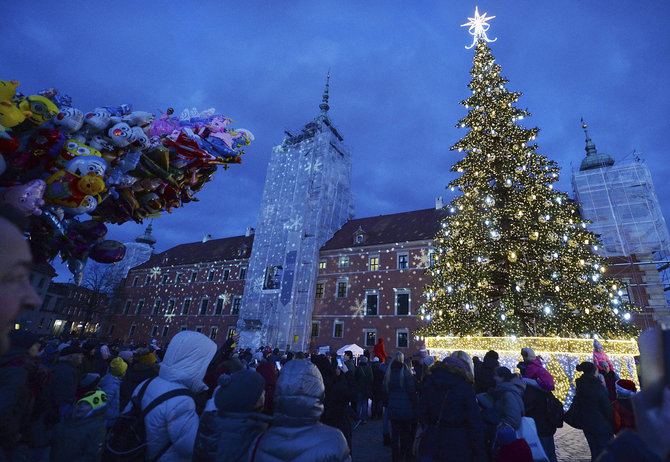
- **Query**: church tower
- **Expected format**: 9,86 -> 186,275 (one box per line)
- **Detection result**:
237,76 -> 354,351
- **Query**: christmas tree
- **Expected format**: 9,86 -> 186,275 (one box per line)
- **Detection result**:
419,12 -> 640,339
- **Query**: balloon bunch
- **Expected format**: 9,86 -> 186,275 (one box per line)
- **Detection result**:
0,80 -> 252,281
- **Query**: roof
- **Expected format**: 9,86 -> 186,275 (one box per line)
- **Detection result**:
134,234 -> 254,269
30,262 -> 57,277
321,208 -> 446,251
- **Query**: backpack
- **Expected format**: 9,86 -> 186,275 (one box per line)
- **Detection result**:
104,377 -> 193,462
545,392 -> 564,429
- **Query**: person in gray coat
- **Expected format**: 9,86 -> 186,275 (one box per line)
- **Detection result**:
254,359 -> 351,462
493,366 -> 526,431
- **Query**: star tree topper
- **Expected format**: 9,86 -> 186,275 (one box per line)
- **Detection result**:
462,6 -> 497,49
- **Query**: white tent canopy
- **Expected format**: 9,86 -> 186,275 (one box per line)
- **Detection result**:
336,343 -> 365,356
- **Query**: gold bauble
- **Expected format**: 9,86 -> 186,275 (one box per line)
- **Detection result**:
529,231 -> 539,240
508,251 -> 518,263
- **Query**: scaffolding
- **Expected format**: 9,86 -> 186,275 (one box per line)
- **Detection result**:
572,159 -> 670,320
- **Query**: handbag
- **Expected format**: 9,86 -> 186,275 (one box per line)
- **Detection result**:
412,390 -> 450,458
563,395 -> 583,429
516,416 -> 549,462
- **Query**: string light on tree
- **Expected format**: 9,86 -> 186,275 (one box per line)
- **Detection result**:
417,8 -> 640,340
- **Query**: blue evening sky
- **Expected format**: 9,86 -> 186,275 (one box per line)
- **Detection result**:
2,1 -> 669,281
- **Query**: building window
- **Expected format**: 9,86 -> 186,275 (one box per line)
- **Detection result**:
108,324 -> 115,336
144,274 -> 150,286
355,234 -> 364,244
199,298 -> 209,315
239,267 -> 247,280
210,326 -> 218,340
132,276 -> 139,287
311,322 -> 320,338
195,326 -> 203,333
429,249 -> 436,267
176,273 -> 183,284
40,295 -> 52,312
208,269 -> 216,282
190,271 -> 198,283
338,256 -> 349,268
364,329 -> 376,348
129,324 -> 136,337
226,326 -> 236,339
181,298 -> 191,315
336,280 -> 348,298
222,268 -> 230,281
166,299 -> 176,315
263,266 -> 282,290
333,321 -> 344,338
366,292 -> 378,316
395,291 -> 410,316
181,325 -> 188,332
215,296 -> 225,315
162,325 -> 169,337
369,256 -> 379,271
398,254 -> 409,269
315,282 -> 324,299
397,329 -> 409,348
135,299 -> 145,315
161,274 -> 169,285
151,325 -> 159,337
319,260 -> 326,271
231,297 -> 242,315
152,299 -> 162,315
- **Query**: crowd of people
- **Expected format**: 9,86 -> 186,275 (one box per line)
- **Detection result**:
2,207 -> 670,462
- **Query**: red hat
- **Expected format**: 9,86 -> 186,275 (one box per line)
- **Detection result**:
616,379 -> 637,393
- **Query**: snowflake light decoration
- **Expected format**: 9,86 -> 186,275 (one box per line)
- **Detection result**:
349,298 -> 366,319
462,6 -> 497,49
149,267 -> 162,280
413,249 -> 431,269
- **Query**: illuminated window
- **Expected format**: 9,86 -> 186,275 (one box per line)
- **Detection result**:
311,322 -> 320,338
396,329 -> 409,348
226,326 -> 236,339
364,329 -> 376,348
315,282 -> 324,299
263,266 -> 282,290
369,256 -> 379,271
338,256 -> 349,268
337,280 -> 348,298
210,326 -> 218,340
319,261 -> 326,270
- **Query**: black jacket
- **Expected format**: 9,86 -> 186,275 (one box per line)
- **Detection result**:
0,348 -> 30,453
575,373 -> 614,436
50,360 -> 79,408
193,410 -> 271,462
474,356 -> 498,394
523,382 -> 556,437
119,362 -> 159,409
418,364 -> 486,462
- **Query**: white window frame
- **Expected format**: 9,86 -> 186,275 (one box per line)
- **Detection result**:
333,321 -> 344,338
190,271 -> 198,283
199,297 -> 210,315
151,325 -> 159,337
319,260 -> 327,271
215,295 -> 226,315
129,324 -> 136,337
176,273 -> 183,284
338,256 -> 349,268
239,267 -> 247,280
397,253 -> 409,270
162,325 -> 169,337
336,278 -> 348,299
161,274 -> 169,285
210,326 -> 218,340
180,325 -> 188,332
396,328 -> 409,349
166,298 -> 176,316
195,325 -> 203,333
135,299 -> 145,315
394,289 -> 411,316
364,328 -> 377,348
208,268 -> 216,282
369,255 -> 380,271
315,281 -> 325,299
152,298 -> 162,315
132,276 -> 139,287
231,296 -> 242,315
123,299 -> 132,315
181,298 -> 192,315
365,290 -> 379,316
226,326 -> 237,339
222,268 -> 231,282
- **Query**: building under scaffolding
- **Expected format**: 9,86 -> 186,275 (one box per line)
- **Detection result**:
572,121 -> 670,326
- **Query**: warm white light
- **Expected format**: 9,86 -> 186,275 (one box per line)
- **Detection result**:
462,6 -> 497,49
624,313 -> 631,321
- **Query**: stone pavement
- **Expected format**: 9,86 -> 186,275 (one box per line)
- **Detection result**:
352,418 -> 591,461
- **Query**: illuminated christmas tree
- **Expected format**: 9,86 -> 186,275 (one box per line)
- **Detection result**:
419,10 -> 640,338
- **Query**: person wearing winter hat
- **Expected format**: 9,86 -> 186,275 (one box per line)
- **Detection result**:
50,390 -> 108,462
119,347 -> 159,409
50,344 -> 85,421
373,338 -> 386,363
99,357 -> 127,428
475,349 -> 499,393
611,379 -> 637,434
193,370 -> 271,462
520,347 -> 555,392
8,329 -> 40,357
573,361 -> 613,460
593,339 -> 615,372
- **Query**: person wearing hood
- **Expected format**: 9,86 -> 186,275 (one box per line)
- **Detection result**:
573,361 -> 613,461
50,390 -> 108,462
124,331 -> 217,462
373,338 -> 386,363
599,361 -> 618,402
254,359 -> 351,462
192,370 -> 271,462
475,349 -> 499,394
492,367 -> 526,431
98,357 -> 127,428
520,348 -> 555,392
593,339 -> 614,373
417,356 -> 486,461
